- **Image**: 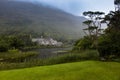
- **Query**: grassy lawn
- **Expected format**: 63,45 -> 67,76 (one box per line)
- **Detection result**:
0,61 -> 120,80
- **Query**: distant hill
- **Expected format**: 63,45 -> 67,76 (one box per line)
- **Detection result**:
0,0 -> 86,40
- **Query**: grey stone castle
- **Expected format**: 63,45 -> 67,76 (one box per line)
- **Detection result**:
32,36 -> 63,46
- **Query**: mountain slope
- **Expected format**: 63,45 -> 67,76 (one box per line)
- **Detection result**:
0,61 -> 120,80
0,0 -> 86,40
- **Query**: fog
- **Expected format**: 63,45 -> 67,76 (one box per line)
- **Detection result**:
10,0 -> 114,16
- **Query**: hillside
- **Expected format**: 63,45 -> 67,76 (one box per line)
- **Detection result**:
0,61 -> 120,80
0,0 -> 86,40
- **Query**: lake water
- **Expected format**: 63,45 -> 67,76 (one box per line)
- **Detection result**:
34,48 -> 71,59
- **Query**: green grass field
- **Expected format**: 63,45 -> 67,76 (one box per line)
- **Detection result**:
0,61 -> 120,80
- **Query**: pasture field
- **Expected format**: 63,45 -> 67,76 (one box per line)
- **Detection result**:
0,61 -> 120,80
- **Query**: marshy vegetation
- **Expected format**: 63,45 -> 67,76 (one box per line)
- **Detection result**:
0,48 -> 99,70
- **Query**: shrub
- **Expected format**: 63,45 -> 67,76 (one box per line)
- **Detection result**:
97,32 -> 120,59
9,36 -> 24,49
0,51 -> 38,63
73,36 -> 94,51
0,40 -> 9,52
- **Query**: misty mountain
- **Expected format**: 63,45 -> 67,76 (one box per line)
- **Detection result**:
0,0 -> 86,40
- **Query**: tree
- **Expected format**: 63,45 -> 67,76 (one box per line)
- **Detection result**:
114,0 -> 120,11
17,34 -> 33,46
103,11 -> 120,31
0,40 -> 9,52
83,11 -> 105,48
98,31 -> 120,59
9,36 -> 24,49
97,3 -> 120,59
73,36 -> 93,51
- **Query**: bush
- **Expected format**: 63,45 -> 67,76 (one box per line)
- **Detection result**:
97,32 -> 120,59
9,36 -> 25,49
0,40 -> 9,52
97,36 -> 111,58
73,36 -> 94,51
0,51 -> 38,63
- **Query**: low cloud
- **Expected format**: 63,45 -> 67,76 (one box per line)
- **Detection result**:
11,0 -> 114,16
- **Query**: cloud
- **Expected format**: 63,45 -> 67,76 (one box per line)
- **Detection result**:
13,0 -> 114,16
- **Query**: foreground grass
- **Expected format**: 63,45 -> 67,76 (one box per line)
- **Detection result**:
0,61 -> 120,80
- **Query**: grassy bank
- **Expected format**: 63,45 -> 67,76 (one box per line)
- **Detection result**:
0,61 -> 120,80
0,50 -> 99,70
0,50 -> 38,63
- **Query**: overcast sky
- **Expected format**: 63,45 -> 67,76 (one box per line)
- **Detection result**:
16,0 -> 115,16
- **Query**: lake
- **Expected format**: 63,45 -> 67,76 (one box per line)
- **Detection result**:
34,48 -> 72,59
